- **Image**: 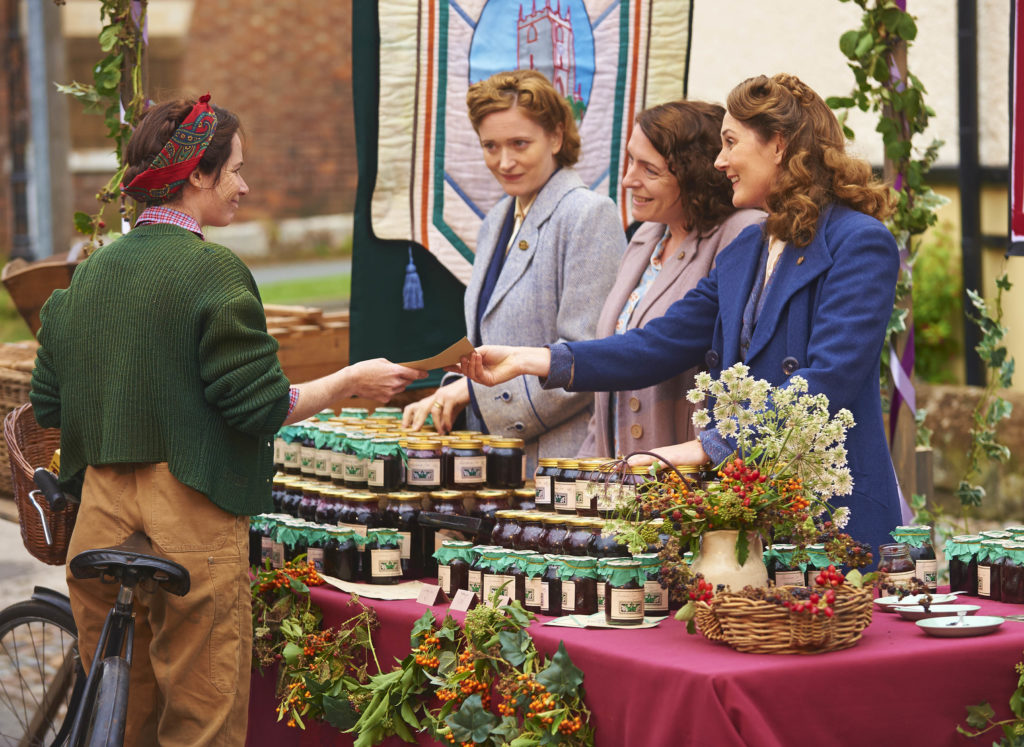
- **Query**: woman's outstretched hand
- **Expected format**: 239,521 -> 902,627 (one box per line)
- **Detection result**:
450,346 -> 552,387
626,439 -> 711,468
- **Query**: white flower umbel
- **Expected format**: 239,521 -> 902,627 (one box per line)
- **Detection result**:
687,365 -> 857,502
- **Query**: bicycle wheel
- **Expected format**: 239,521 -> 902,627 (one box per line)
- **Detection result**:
84,657 -> 128,747
0,599 -> 79,747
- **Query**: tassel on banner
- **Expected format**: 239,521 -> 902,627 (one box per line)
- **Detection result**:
402,244 -> 424,310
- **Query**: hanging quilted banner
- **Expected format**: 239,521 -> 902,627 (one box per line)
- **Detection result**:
372,0 -> 693,284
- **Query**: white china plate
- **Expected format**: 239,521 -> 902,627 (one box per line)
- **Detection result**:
893,603 -> 981,621
874,593 -> 957,612
916,615 -> 1004,638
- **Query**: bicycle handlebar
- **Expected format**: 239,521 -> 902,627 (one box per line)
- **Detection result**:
32,468 -> 67,511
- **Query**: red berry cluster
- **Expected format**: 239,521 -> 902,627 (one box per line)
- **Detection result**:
688,577 -> 715,603
813,564 -> 845,588
719,458 -> 767,507
785,588 -> 837,617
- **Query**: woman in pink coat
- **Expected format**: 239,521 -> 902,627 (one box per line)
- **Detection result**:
578,101 -> 763,458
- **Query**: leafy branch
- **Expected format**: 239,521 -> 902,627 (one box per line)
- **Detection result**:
958,651 -> 1024,745
53,0 -> 148,253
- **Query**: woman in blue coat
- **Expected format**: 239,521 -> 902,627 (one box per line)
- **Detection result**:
457,74 -> 902,558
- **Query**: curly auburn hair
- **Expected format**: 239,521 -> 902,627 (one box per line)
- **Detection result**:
466,69 -> 581,168
635,100 -> 736,236
122,97 -> 242,207
726,73 -> 894,247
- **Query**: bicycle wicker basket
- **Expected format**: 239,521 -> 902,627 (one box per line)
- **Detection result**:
693,584 -> 873,655
4,402 -> 74,565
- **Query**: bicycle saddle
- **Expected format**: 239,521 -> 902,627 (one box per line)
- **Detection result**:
70,532 -> 190,596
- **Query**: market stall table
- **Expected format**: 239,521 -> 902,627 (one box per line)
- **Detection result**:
246,584 -> 1023,746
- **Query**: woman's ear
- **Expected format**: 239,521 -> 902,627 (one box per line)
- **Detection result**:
551,122 -> 565,156
770,134 -> 785,165
189,168 -> 205,188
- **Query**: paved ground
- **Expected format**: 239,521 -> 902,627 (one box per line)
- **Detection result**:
0,509 -> 68,611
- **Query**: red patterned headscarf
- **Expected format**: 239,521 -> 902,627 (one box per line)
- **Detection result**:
121,94 -> 218,203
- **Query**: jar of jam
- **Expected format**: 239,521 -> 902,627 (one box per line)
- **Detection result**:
444,439 -> 487,490
383,492 -> 424,579
487,438 -> 525,489
981,530 -> 1014,541
279,520 -> 308,564
978,540 -> 1008,600
602,558 -> 646,626
594,463 -> 623,518
481,548 -> 521,604
803,544 -> 831,586
557,555 -> 599,615
324,528 -> 359,581
249,515 -> 269,567
341,406 -> 369,420
338,492 -> 382,539
619,466 -> 653,509
271,475 -> 290,513
589,520 -> 630,560
363,528 -> 403,584
515,513 -> 546,552
269,519 -> 287,568
341,433 -> 372,489
877,543 -> 916,587
1000,542 -> 1024,604
371,406 -> 403,420
563,518 -> 595,556
278,427 -> 303,475
314,487 -> 347,525
541,555 -> 564,616
538,515 -> 569,554
367,438 -> 405,493
573,459 -> 605,517
280,481 -> 303,517
1004,527 -> 1024,541
313,424 -> 334,482
533,458 -> 559,510
405,439 -> 443,491
512,488 -> 537,511
425,490 -> 467,519
302,522 -> 329,572
296,481 -> 322,522
633,553 -> 668,614
890,525 -> 938,592
434,540 -> 474,596
298,424 -> 318,480
507,549 -> 536,605
521,554 -> 548,614
553,459 -> 579,515
327,428 -> 347,486
468,546 -> 498,600
491,511 -> 522,549
472,490 -> 510,521
450,430 -> 482,439
765,544 -> 804,586
946,535 -> 983,595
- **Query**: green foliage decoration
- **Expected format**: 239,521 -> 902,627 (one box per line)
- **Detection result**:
53,0 -> 148,253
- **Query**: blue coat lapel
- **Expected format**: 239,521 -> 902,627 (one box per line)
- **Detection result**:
712,229 -> 762,368
745,206 -> 836,363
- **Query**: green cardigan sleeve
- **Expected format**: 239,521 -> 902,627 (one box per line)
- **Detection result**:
30,292 -> 65,429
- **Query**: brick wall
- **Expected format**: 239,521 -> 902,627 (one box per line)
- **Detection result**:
180,0 -> 357,220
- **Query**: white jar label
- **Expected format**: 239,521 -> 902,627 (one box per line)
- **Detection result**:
260,536 -> 273,563
978,565 -> 992,597
610,588 -> 645,621
454,456 -> 486,484
540,581 -> 549,612
329,451 -> 345,480
338,523 -> 368,538
283,442 -> 301,470
315,450 -> 332,479
307,547 -> 325,571
367,460 -> 385,487
483,574 -> 514,602
562,580 -> 576,612
916,559 -> 938,590
468,570 -> 482,595
643,580 -> 668,612
535,475 -> 552,506
343,453 -> 367,481
775,570 -> 804,586
273,437 -> 285,465
399,531 -> 412,560
553,481 -> 575,511
370,548 -> 402,578
574,481 -> 588,510
407,458 -> 441,486
438,564 -> 452,594
525,577 -> 542,605
300,445 -> 316,473
272,542 -> 285,569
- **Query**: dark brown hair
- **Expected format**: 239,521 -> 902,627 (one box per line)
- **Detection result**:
466,69 -> 580,167
636,100 -> 736,236
726,73 -> 894,247
122,97 -> 242,206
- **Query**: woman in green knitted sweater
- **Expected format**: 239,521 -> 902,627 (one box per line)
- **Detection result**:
30,95 -> 425,746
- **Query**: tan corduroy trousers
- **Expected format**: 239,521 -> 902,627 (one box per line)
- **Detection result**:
66,463 -> 252,746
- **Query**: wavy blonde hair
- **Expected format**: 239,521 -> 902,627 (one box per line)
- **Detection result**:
466,69 -> 580,168
726,74 -> 894,247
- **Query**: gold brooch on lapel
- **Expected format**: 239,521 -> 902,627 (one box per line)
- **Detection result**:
796,256 -> 805,265
518,240 -> 529,251
677,250 -> 686,260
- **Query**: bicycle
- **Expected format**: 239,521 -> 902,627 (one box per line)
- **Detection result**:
0,468 -> 190,746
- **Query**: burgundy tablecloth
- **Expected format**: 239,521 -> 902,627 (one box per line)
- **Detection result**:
247,586 -> 1023,747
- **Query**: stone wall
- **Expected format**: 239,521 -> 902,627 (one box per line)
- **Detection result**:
919,383 -> 1024,522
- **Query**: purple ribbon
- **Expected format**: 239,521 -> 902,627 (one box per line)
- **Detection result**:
131,0 -> 149,45
888,326 -> 916,442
